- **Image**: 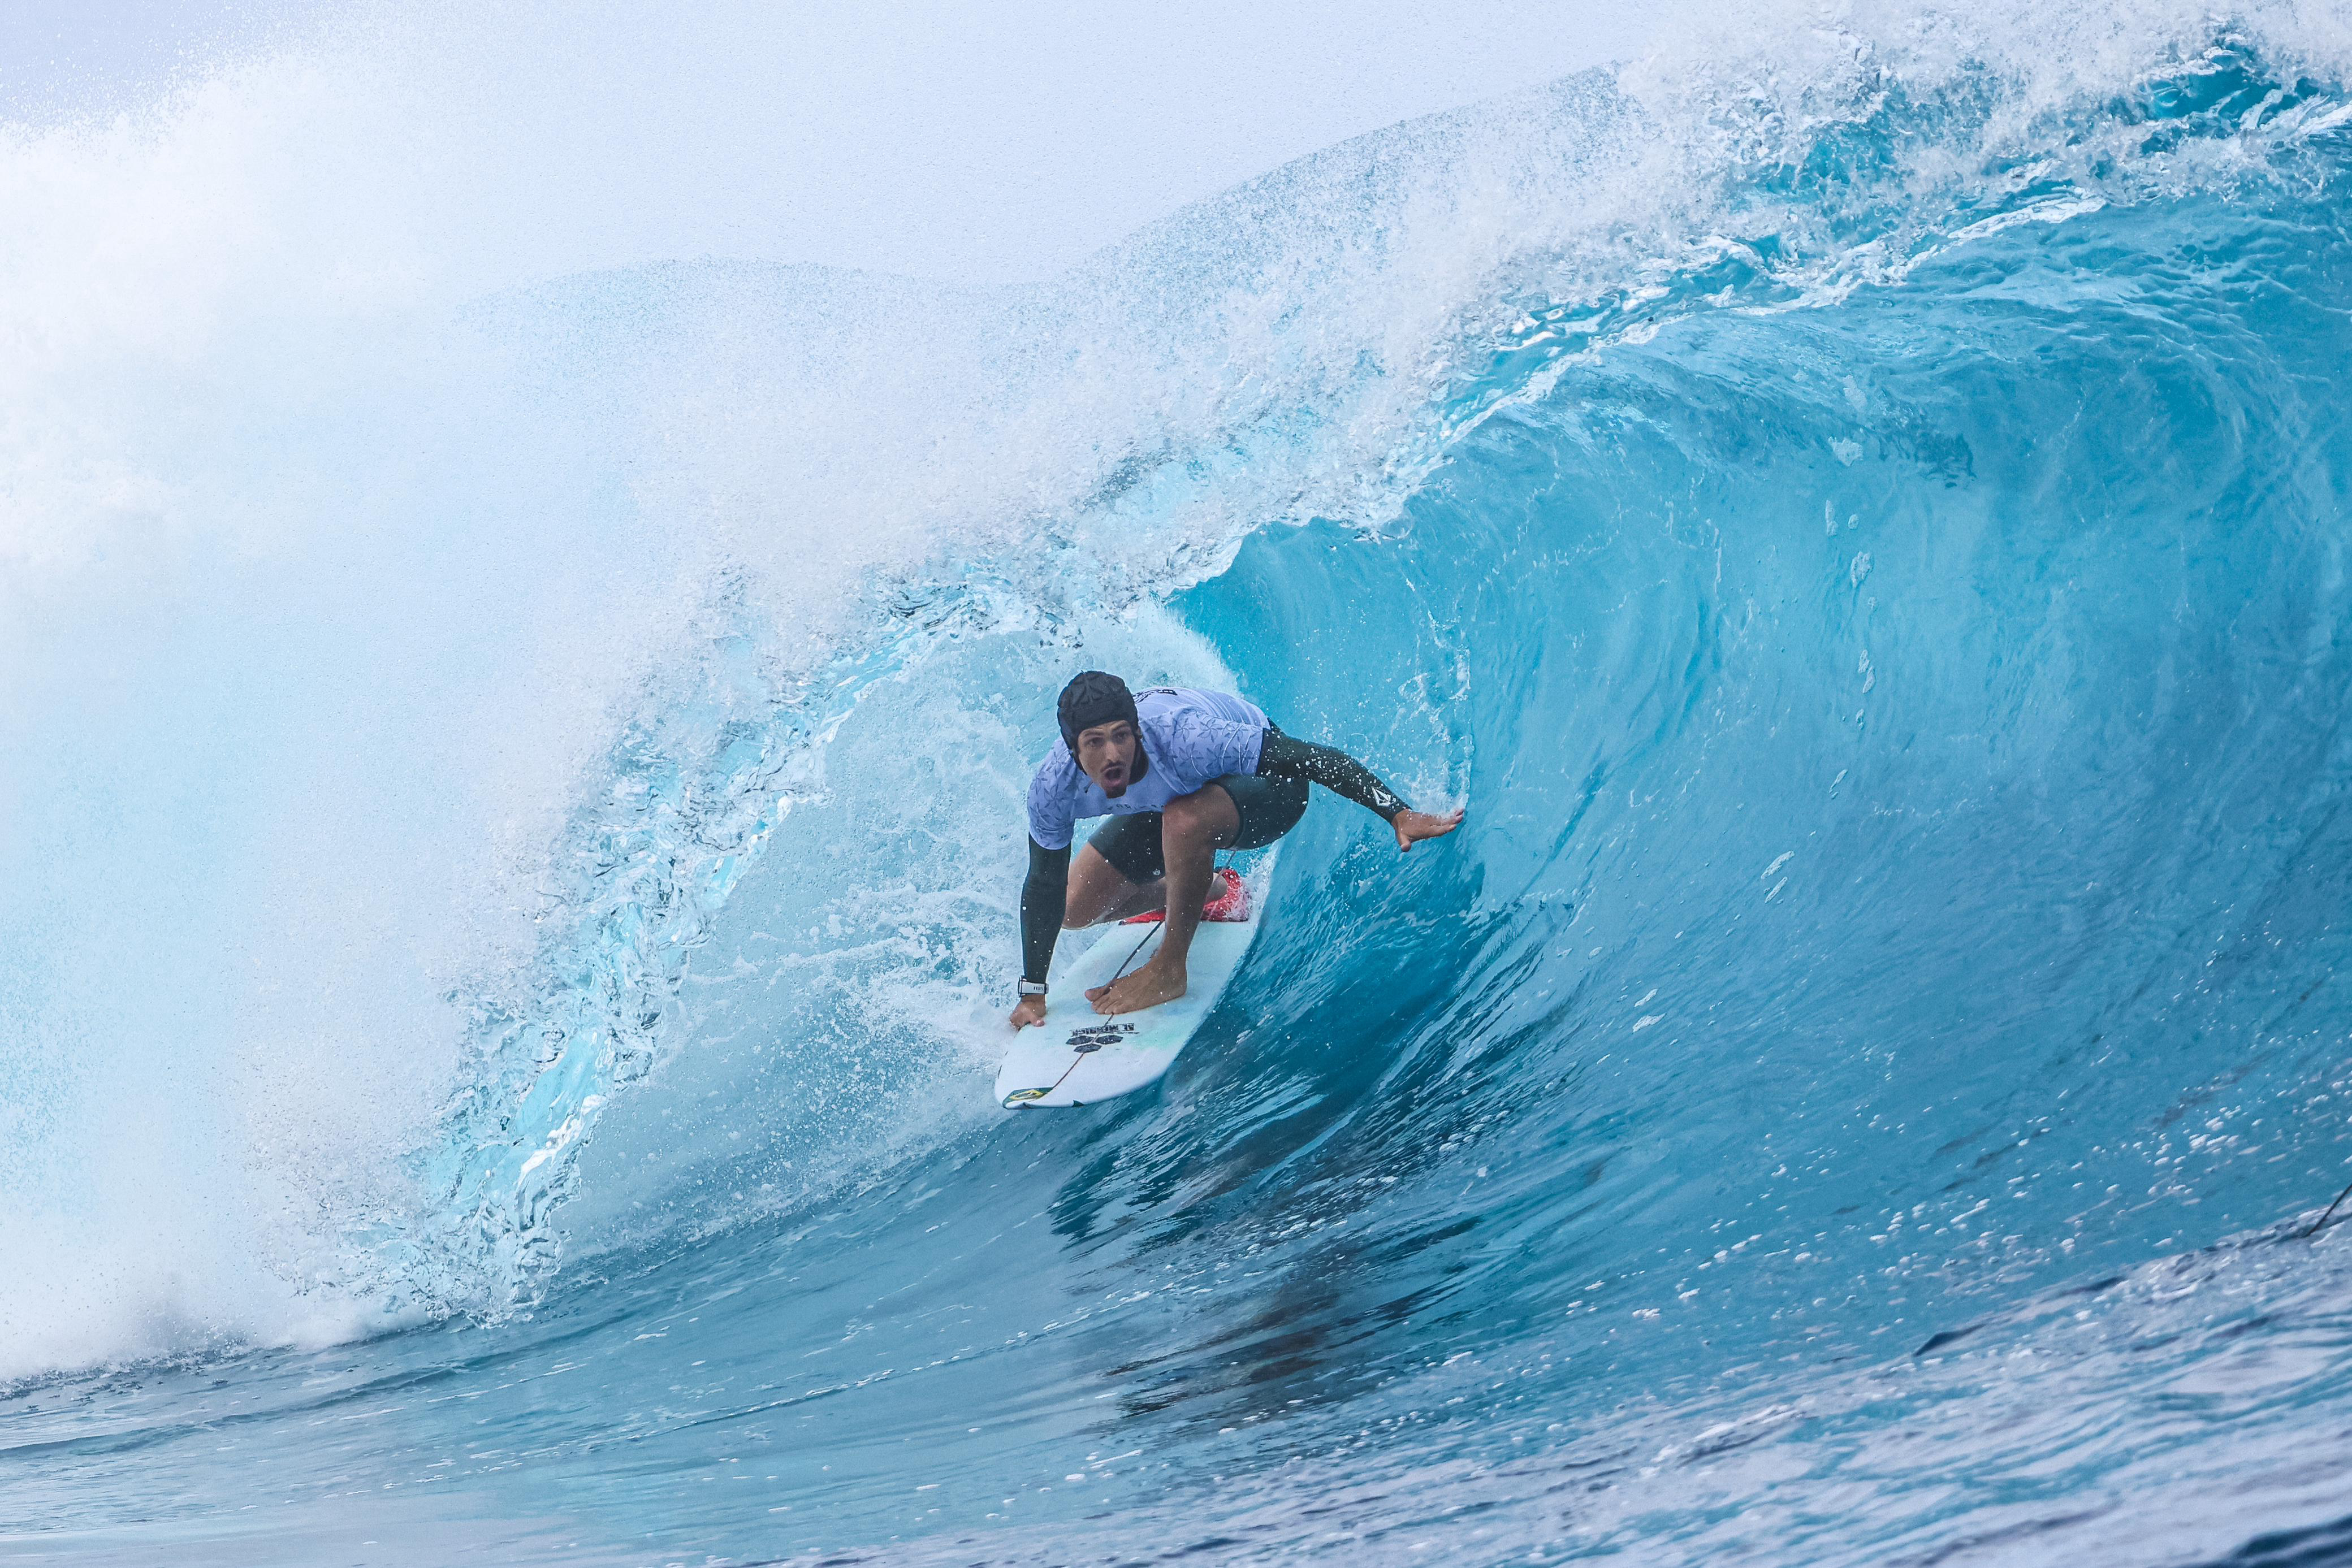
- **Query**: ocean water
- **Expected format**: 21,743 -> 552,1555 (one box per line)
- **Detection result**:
7,3 -> 2352,1563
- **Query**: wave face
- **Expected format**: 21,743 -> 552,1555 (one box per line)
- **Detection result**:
8,5 -> 2352,1563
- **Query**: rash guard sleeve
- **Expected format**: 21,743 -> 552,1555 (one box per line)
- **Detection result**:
1020,837 -> 1071,985
1025,752 -> 1079,851
1255,727 -> 1407,823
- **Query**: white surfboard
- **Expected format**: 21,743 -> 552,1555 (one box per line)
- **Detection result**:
995,862 -> 1272,1109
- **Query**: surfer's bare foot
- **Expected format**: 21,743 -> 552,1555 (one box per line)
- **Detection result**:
1394,807 -> 1464,852
1089,958 -> 1187,1015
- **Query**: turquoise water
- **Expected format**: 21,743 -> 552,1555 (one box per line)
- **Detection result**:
7,11 -> 2352,1565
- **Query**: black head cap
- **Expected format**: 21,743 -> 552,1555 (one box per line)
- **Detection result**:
1057,670 -> 1137,753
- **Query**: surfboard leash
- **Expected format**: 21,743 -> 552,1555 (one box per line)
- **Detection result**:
1055,928 -> 1156,1082
1019,928 -> 1161,1106
2304,1173 -> 2352,1240
1110,925 -> 1157,984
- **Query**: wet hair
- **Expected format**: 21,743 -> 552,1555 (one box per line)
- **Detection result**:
1057,670 -> 1137,753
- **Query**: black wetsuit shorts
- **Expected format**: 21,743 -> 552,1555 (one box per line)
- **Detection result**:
1083,770 -> 1310,884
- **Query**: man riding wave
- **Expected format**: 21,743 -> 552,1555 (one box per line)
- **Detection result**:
1010,671 -> 1463,1027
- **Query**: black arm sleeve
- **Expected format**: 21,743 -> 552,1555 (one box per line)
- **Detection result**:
1256,727 -> 1408,822
1019,837 -> 1071,985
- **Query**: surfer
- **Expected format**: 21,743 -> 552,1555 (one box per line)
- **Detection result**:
1010,671 -> 1463,1026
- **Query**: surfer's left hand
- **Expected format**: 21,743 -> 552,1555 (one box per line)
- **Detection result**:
1394,807 -> 1464,852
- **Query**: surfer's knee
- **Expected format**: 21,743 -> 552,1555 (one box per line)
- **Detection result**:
1163,785 -> 1238,839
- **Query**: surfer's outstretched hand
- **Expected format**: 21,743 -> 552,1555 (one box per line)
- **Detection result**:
1009,994 -> 1048,1030
1394,807 -> 1465,852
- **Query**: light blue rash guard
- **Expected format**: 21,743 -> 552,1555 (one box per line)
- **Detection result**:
1024,687 -> 1269,851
